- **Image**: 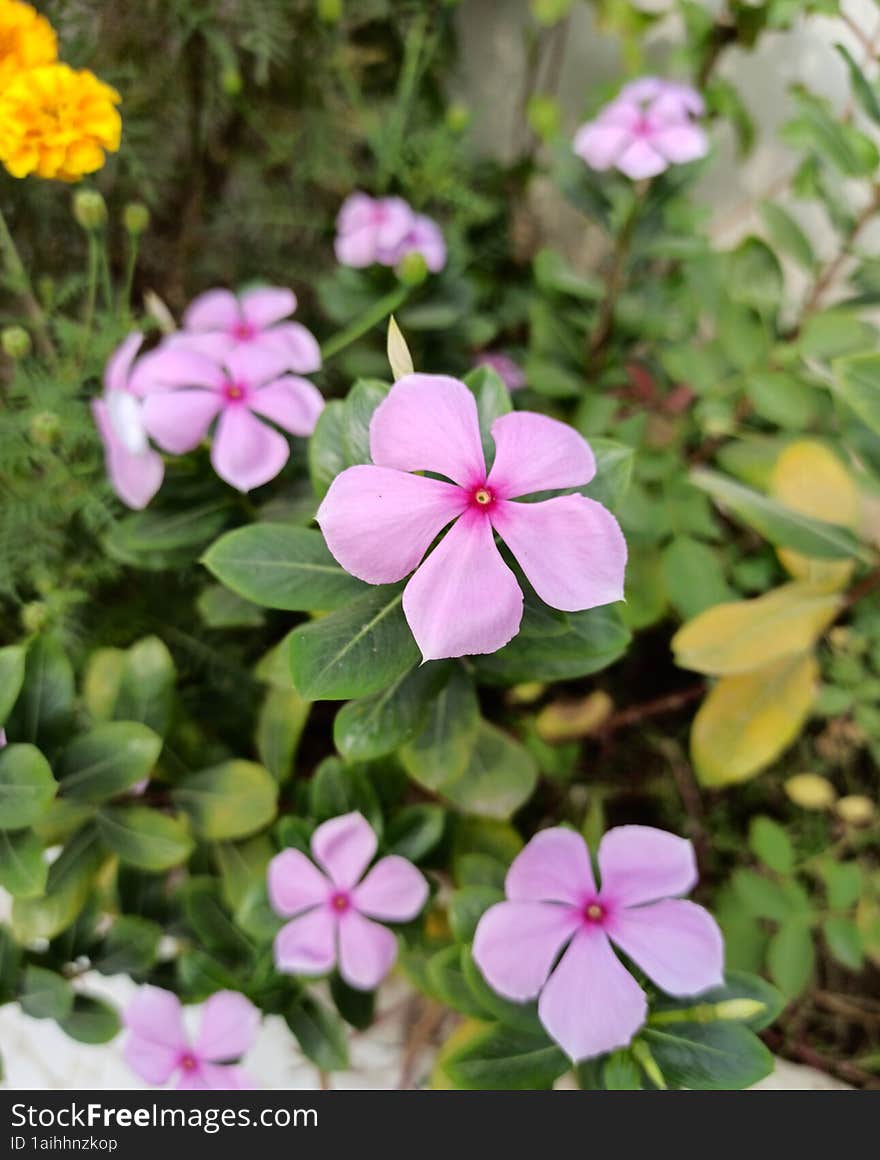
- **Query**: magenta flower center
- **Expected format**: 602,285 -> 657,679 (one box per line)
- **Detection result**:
330,891 -> 351,914
633,116 -> 654,138
470,484 -> 494,510
582,901 -> 605,924
179,1052 -> 198,1072
222,380 -> 249,404
230,320 -> 257,342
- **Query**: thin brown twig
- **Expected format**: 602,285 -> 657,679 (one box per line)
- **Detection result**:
397,998 -> 447,1090
598,684 -> 705,736
801,185 -> 880,320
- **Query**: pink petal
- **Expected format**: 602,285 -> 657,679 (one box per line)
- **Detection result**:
491,495 -> 626,612
619,77 -> 663,104
161,331 -> 236,367
538,927 -> 648,1061
316,464 -> 468,585
506,827 -> 596,906
597,825 -> 697,907
472,900 -> 580,1001
573,122 -> 632,170
124,1037 -> 181,1085
352,856 -> 428,922
337,192 -> 378,234
337,909 -> 398,990
401,215 -> 446,272
402,508 -> 523,662
225,343 -> 295,389
369,374 -> 486,489
268,848 -> 331,918
194,991 -> 260,1062
141,389 -> 222,454
273,910 -> 337,976
210,407 -> 290,492
311,811 -> 377,889
374,196 -> 417,252
249,376 -> 325,436
104,332 -> 144,394
142,344 -> 225,390
652,123 -> 708,165
335,227 -> 378,268
240,286 -> 297,328
184,288 -> 241,332
486,412 -> 595,498
605,899 -> 724,996
616,138 -> 669,179
190,1064 -> 257,1090
123,986 -> 186,1084
261,322 -> 322,374
93,399 -> 164,510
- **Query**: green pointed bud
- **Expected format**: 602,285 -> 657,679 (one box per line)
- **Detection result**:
2,325 -> 32,359
29,410 -> 61,447
73,189 -> 108,231
631,1040 -> 666,1090
318,0 -> 343,22
446,102 -> 472,133
714,999 -> 767,1022
123,202 -> 150,236
396,250 -> 428,287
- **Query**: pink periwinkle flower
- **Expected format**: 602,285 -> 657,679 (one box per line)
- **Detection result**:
123,986 -> 259,1090
574,76 -> 708,180
335,192 -> 446,272
268,811 -> 428,991
91,333 -> 165,510
175,286 -> 322,380
474,352 -> 526,392
140,344 -> 324,493
473,826 -> 724,1062
316,374 -> 626,662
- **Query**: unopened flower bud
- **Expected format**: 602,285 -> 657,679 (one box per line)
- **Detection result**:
785,773 -> 836,811
446,102 -> 472,133
396,250 -> 428,287
318,0 -> 343,22
713,998 -> 766,1022
21,601 -> 49,633
2,325 -> 31,359
507,682 -> 546,706
123,202 -> 150,236
73,189 -> 107,231
836,795 -> 876,826
30,410 -> 61,446
221,67 -> 242,96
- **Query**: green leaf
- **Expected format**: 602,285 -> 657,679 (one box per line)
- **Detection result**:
690,468 -> 867,560
767,920 -> 815,996
59,995 -> 121,1044
745,370 -> 819,429
105,503 -> 230,570
342,379 -> 390,464
58,722 -> 162,805
197,584 -> 265,628
834,351 -> 880,436
215,836 -> 274,912
285,995 -> 349,1071
727,238 -> 783,317
748,816 -> 795,875
0,926 -> 22,1004
448,885 -> 503,943
731,869 -> 799,922
0,645 -> 26,725
330,973 -> 375,1030
821,861 -> 863,910
651,970 -> 784,1032
464,365 -> 513,462
93,916 -> 162,976
440,723 -> 538,820
759,202 -> 815,269
823,916 -> 863,970
173,761 -> 277,841
0,743 -> 56,830
662,537 -> 732,619
642,1022 -> 774,1090
308,401 -> 348,499
180,878 -> 252,962
442,1022 -> 569,1091
19,966 -> 74,1020
203,525 -> 367,611
114,637 -> 176,737
6,635 -> 74,748
0,828 -> 47,898
309,757 -> 382,833
582,439 -> 635,509
290,586 -> 419,701
12,824 -> 104,941
426,945 -> 493,1020
783,89 -> 879,177
459,949 -> 543,1034
835,44 -> 880,126
334,662 -> 448,762
384,805 -> 446,862
400,666 -> 480,790
256,687 -> 309,782
96,806 -> 194,871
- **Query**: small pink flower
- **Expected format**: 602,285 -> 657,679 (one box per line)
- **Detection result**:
316,374 -> 626,661
474,352 -> 526,392
123,986 -> 259,1089
574,76 -> 708,180
140,344 -> 324,493
391,214 -> 447,273
91,332 -> 165,510
268,811 -> 428,991
175,286 -> 321,380
334,192 -> 446,272
473,826 -> 724,1062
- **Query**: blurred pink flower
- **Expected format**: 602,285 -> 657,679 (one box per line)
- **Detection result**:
474,352 -> 526,392
574,76 -> 708,180
317,374 -> 626,661
123,986 -> 258,1090
473,826 -> 724,1062
91,332 -> 165,510
141,344 -> 324,493
335,192 -> 446,272
268,811 -> 428,991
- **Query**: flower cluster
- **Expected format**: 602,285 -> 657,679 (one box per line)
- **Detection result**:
473,825 -> 724,1061
574,76 -> 708,180
334,192 -> 446,273
93,287 -> 324,505
0,2 -> 121,182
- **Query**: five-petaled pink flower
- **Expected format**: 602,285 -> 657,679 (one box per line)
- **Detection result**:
474,352 -> 526,392
123,986 -> 259,1089
316,375 -> 626,662
175,285 -> 322,380
92,332 -> 166,510
574,76 -> 708,180
335,192 -> 446,272
268,811 -> 428,991
473,826 -> 724,1062
140,344 -> 324,493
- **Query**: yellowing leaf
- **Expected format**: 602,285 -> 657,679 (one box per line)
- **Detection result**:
535,691 -> 613,743
691,653 -> 818,787
770,441 -> 859,590
387,315 -> 414,381
672,582 -> 840,675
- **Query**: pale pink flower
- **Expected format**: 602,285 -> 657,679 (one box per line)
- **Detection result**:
123,986 -> 258,1090
91,332 -> 165,510
473,826 -> 724,1062
268,811 -> 428,991
474,352 -> 526,392
574,76 -> 708,180
175,286 -> 321,380
391,214 -> 447,273
316,375 -> 626,662
140,344 -> 324,493
334,192 -> 446,272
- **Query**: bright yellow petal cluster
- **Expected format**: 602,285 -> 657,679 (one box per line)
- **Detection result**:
0,0 -> 57,89
0,63 -> 121,181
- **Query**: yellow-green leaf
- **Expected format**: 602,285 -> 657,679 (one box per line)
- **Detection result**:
387,316 -> 414,381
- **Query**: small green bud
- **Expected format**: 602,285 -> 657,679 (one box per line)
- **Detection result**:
396,250 -> 428,287
123,202 -> 150,236
29,410 -> 61,446
2,325 -> 31,359
445,102 -> 472,133
220,67 -> 243,96
714,999 -> 767,1022
527,94 -> 561,141
21,601 -> 49,634
73,189 -> 108,231
318,0 -> 343,22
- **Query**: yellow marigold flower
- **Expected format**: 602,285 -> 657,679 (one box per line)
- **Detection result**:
0,0 -> 57,89
0,63 -> 121,182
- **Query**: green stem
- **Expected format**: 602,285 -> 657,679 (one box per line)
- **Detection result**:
587,181 -> 650,371
120,235 -> 140,321
0,206 -> 57,365
97,235 -> 114,315
78,234 -> 99,366
320,284 -> 409,362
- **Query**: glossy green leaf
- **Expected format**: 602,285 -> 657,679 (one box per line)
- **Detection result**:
400,666 -> 480,790
767,920 -> 815,996
440,723 -> 538,820
173,761 -> 277,841
0,828 -> 47,898
256,687 -> 309,783
0,743 -> 56,830
642,1022 -> 773,1090
0,645 -> 25,725
58,722 -> 162,805
19,966 -> 73,1020
334,662 -> 448,762
59,995 -> 121,1044
93,916 -> 162,976
749,816 -> 795,875
6,636 -> 74,748
285,995 -> 349,1071
114,637 -> 176,737
96,806 -> 194,871
12,824 -> 104,942
442,1022 -> 569,1091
